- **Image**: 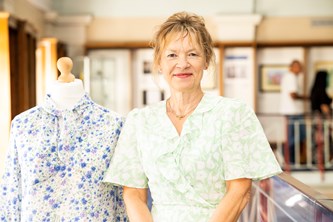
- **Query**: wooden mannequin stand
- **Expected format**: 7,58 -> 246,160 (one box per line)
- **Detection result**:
48,57 -> 85,110
57,57 -> 76,83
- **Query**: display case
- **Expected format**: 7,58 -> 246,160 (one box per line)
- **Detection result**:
81,49 -> 132,116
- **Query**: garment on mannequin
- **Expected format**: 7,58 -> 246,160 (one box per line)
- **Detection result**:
0,57 -> 128,221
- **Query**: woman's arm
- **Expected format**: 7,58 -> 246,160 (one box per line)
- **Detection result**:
209,178 -> 252,222
123,186 -> 153,222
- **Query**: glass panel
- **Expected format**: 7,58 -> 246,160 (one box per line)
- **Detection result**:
89,57 -> 116,110
240,174 -> 333,222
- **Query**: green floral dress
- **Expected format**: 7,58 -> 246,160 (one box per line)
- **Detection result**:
103,94 -> 282,222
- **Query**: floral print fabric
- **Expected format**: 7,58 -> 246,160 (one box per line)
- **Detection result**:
0,94 -> 128,221
104,94 -> 282,222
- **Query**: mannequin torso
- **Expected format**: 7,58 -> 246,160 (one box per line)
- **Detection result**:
48,79 -> 85,110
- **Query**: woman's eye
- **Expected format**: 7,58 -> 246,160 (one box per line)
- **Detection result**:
189,53 -> 198,57
167,53 -> 177,58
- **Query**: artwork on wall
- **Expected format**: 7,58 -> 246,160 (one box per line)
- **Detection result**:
223,48 -> 254,108
259,65 -> 289,92
314,61 -> 333,97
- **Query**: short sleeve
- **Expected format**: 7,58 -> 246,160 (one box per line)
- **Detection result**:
222,102 -> 282,181
103,109 -> 148,188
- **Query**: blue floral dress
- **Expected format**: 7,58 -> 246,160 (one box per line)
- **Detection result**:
0,94 -> 128,221
104,94 -> 282,222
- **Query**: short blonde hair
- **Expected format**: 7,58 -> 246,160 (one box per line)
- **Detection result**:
150,11 -> 215,73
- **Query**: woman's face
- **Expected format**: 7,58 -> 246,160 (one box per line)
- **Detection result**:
159,34 -> 207,93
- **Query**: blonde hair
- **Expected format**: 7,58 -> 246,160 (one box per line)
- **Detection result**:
150,11 -> 215,74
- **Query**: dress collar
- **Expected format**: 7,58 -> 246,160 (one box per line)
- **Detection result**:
192,93 -> 221,114
42,93 -> 93,117
154,93 -> 222,139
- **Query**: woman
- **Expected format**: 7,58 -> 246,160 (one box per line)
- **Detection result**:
104,11 -> 282,222
310,70 -> 332,117
310,70 -> 333,164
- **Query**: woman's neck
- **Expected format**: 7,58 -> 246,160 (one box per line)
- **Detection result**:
48,79 -> 85,110
168,90 -> 204,113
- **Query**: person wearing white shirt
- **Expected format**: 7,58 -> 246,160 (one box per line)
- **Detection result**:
280,60 -> 308,164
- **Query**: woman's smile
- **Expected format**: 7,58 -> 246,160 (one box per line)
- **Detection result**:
173,73 -> 193,78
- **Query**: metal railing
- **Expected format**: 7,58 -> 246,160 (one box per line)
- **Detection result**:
257,114 -> 333,172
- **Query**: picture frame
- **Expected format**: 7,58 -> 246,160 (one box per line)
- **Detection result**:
259,64 -> 289,92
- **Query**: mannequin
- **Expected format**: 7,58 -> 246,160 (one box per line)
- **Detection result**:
0,57 -> 128,221
48,57 -> 85,110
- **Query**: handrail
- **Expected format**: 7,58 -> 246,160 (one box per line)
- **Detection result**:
257,113 -> 333,171
278,172 -> 333,211
240,173 -> 333,222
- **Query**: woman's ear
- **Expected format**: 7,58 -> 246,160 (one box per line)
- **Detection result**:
204,62 -> 208,70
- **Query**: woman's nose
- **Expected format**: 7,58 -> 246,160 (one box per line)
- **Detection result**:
176,56 -> 189,69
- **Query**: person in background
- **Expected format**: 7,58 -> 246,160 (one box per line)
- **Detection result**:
310,70 -> 333,163
280,60 -> 308,164
104,11 -> 282,222
310,70 -> 332,117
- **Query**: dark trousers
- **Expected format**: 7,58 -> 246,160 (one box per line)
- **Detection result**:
285,115 -> 306,164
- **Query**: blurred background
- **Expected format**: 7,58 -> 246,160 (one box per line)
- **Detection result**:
1,1 -> 333,219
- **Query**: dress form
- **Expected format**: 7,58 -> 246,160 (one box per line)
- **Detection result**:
48,57 -> 85,110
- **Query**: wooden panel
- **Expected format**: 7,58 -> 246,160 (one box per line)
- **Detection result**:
8,19 -> 37,119
17,21 -> 30,114
27,33 -> 37,106
85,41 -> 151,51
9,26 -> 19,119
256,40 -> 333,47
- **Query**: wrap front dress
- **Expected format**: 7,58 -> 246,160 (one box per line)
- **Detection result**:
104,94 -> 282,221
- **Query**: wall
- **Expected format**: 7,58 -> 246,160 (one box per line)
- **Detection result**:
87,17 -> 165,42
12,0 -> 46,37
257,17 -> 333,42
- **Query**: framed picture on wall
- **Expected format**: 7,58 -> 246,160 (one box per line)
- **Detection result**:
259,64 -> 289,92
